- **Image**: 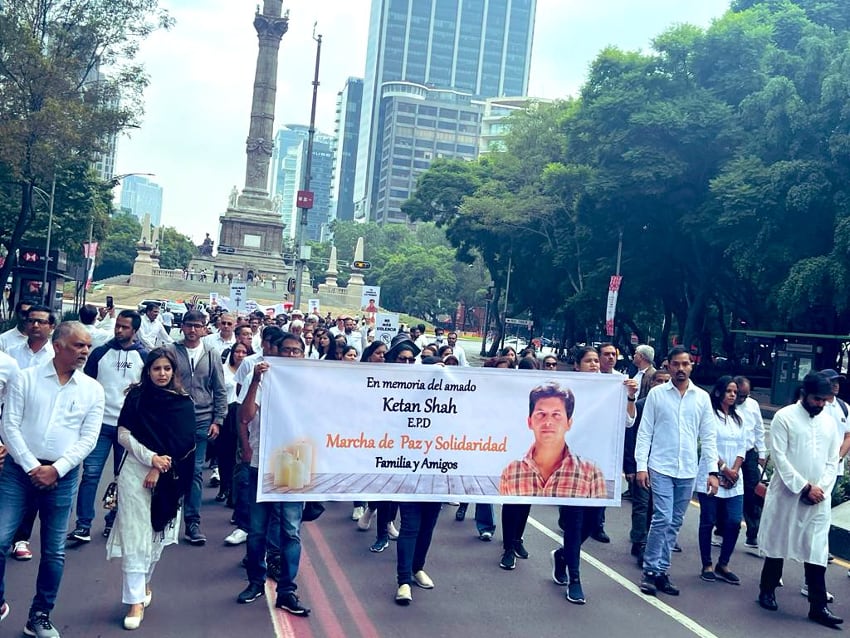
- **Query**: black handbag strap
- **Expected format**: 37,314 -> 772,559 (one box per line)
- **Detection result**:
758,455 -> 770,481
114,451 -> 128,478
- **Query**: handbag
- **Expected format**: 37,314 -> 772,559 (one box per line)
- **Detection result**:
102,452 -> 128,511
753,456 -> 769,502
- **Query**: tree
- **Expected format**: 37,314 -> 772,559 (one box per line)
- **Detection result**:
158,227 -> 196,270
0,0 -> 171,297
95,212 -> 140,279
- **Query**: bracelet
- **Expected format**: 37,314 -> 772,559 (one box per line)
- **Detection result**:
627,397 -> 636,402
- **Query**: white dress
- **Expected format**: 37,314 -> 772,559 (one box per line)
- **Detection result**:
758,402 -> 839,566
106,427 -> 180,573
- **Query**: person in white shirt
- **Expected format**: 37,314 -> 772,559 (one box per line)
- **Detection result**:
160,309 -> 174,333
0,301 -> 31,352
6,305 -> 55,370
0,350 -> 19,403
635,346 -> 718,597
203,312 -> 236,356
78,304 -> 114,349
446,332 -> 468,367
0,322 -> 105,635
733,376 -> 767,549
137,303 -> 172,351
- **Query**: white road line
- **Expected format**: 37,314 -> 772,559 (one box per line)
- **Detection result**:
265,579 -> 296,638
527,516 -> 721,638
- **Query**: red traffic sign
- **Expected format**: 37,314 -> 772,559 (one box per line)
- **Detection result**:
297,190 -> 314,209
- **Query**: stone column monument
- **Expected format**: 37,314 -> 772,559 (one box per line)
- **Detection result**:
212,2 -> 290,280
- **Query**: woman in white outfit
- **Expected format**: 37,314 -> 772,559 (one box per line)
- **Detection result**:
107,348 -> 196,630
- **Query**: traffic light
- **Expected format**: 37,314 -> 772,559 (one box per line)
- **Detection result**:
352,260 -> 371,270
287,277 -> 296,293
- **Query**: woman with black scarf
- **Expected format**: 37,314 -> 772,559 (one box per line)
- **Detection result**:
106,348 -> 196,630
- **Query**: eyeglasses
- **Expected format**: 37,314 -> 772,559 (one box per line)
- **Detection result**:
220,321 -> 234,326
544,362 -> 558,368
279,347 -> 304,355
396,356 -> 416,363
26,318 -> 50,325
183,323 -> 205,330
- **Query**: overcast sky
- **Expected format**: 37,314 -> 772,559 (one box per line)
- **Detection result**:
114,0 -> 730,243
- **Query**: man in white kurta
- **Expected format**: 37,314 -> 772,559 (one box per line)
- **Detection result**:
757,372 -> 842,628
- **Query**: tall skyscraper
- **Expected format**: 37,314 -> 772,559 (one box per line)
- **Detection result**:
331,77 -> 363,222
354,0 -> 536,224
120,175 -> 163,227
270,125 -> 335,242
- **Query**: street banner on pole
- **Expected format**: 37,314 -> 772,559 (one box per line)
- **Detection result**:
83,242 -> 98,289
605,275 -> 623,336
256,361 -> 627,506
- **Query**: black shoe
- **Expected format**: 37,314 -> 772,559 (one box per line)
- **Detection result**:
550,548 -> 568,585
714,565 -> 740,585
500,549 -> 517,570
700,566 -> 716,582
237,583 -> 265,604
630,542 -> 642,557
758,590 -> 778,611
67,527 -> 91,543
591,529 -> 610,543
655,573 -> 679,596
640,571 -> 657,595
455,505 -> 467,521
276,592 -> 310,616
567,580 -> 586,605
809,606 -> 844,628
102,524 -> 112,539
266,560 -> 282,583
671,543 -> 682,553
370,536 -> 389,553
215,491 -> 229,503
513,539 -> 529,559
184,523 -> 207,545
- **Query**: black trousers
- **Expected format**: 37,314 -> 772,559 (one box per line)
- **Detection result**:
741,448 -> 762,542
558,506 -> 602,579
501,504 -> 531,551
760,557 -> 828,609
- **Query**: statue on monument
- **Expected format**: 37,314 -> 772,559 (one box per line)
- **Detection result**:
198,233 -> 215,257
229,186 -> 239,208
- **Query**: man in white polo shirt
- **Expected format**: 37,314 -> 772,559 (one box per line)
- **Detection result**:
0,322 -> 105,637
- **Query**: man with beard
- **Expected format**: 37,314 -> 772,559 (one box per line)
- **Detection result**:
756,372 -> 842,628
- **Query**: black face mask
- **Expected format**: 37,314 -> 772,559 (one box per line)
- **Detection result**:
802,398 -> 824,418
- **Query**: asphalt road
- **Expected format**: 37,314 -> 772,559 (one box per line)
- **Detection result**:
3,478 -> 848,637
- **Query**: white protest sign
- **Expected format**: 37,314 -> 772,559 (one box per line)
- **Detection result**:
308,299 -> 320,315
374,313 -> 399,346
257,362 -> 627,506
230,283 -> 247,313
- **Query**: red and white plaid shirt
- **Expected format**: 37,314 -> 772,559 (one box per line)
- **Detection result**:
499,444 -> 607,498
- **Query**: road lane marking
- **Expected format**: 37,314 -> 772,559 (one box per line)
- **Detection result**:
265,579 -> 304,638
306,521 -> 381,638
298,548 -> 348,638
527,516 -> 721,638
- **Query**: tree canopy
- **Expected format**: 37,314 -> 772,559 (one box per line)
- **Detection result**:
404,0 -> 850,357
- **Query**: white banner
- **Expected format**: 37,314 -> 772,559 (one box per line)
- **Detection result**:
257,361 -> 627,505
374,313 -> 399,346
360,285 -> 380,313
308,299 -> 320,315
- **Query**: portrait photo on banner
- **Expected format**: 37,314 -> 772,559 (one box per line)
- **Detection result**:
256,359 -> 627,506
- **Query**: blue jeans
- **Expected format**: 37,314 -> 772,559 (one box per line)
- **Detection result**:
474,503 -> 495,535
0,460 -> 80,615
232,462 -> 252,532
396,502 -> 441,586
643,471 -> 695,575
75,423 -> 121,530
183,421 -> 211,526
697,493 -> 742,567
245,468 -> 301,594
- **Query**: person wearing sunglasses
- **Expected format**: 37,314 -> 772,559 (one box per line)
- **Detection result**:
5,306 -> 55,370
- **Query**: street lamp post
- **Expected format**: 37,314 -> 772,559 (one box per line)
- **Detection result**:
32,175 -> 57,307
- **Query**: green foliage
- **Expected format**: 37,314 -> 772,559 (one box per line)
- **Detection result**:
95,212 -> 140,279
403,0 -> 850,353
158,227 -> 195,270
0,0 -> 171,296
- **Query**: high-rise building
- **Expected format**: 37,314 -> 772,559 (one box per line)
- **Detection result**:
354,0 -> 536,224
331,77 -> 363,223
270,125 -> 335,243
120,175 -> 163,227
478,96 -> 551,155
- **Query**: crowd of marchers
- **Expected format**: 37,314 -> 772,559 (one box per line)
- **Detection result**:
0,301 -> 845,636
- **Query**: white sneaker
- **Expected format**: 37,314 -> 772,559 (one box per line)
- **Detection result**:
413,570 -> 434,589
801,584 -> 835,603
395,584 -> 412,605
352,506 -> 365,521
357,508 -> 375,531
224,528 -> 248,546
387,521 -> 399,540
